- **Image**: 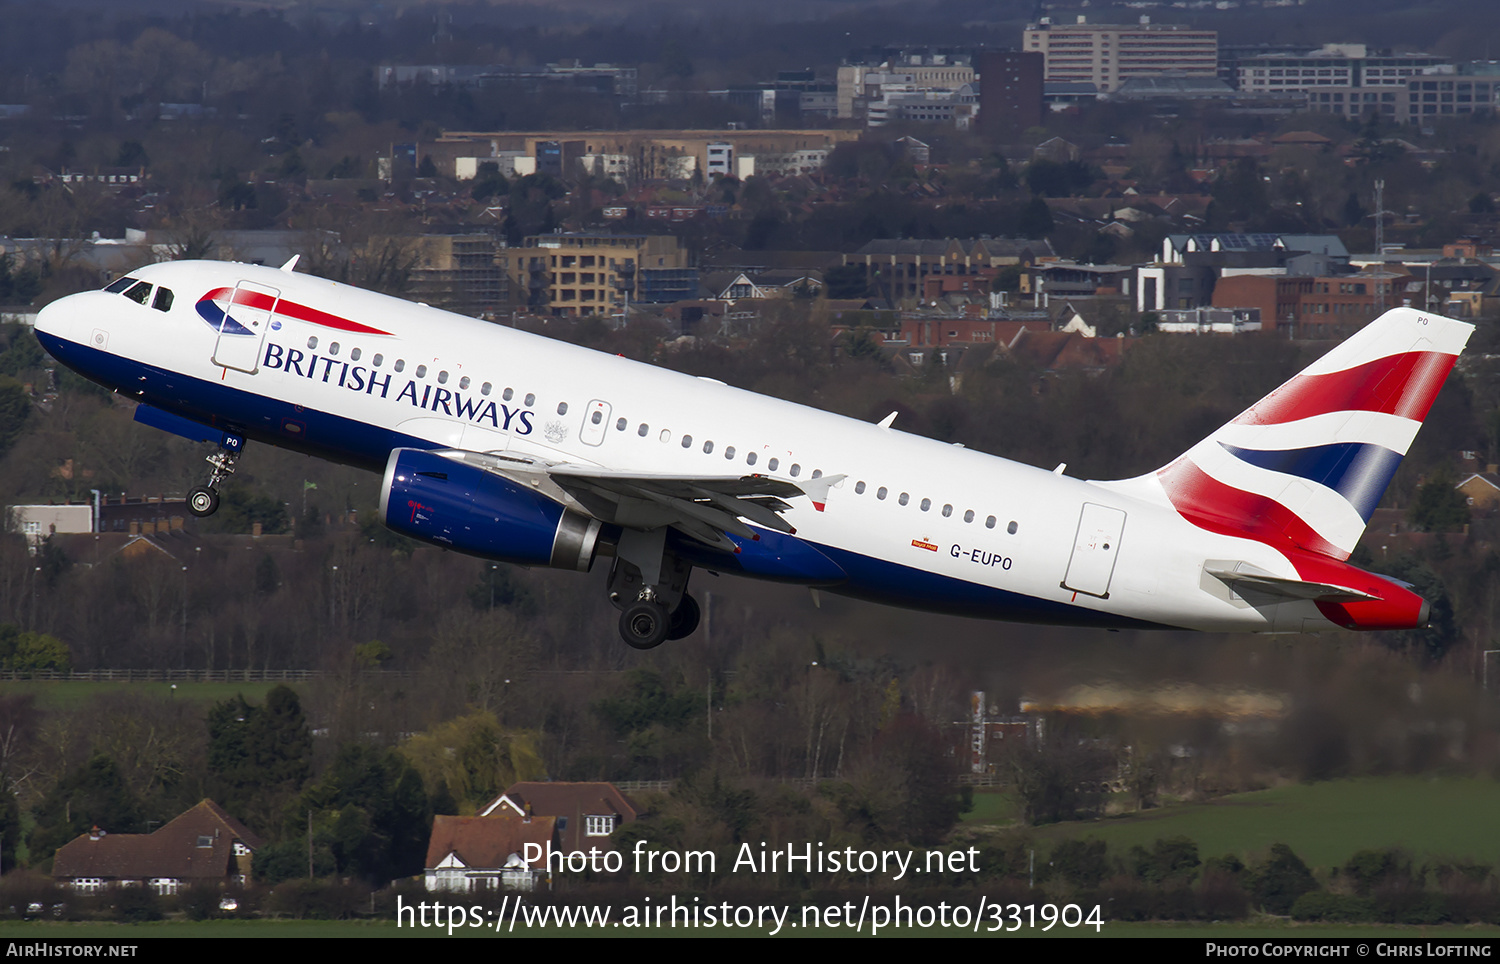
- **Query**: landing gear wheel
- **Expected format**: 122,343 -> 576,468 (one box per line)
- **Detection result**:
667,594 -> 701,640
188,486 -> 220,518
620,601 -> 670,650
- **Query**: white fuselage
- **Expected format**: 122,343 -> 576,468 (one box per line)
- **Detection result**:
33,260 -> 1345,633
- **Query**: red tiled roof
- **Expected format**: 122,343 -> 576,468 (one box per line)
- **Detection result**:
425,815 -> 557,870
52,799 -> 263,882
482,782 -> 640,854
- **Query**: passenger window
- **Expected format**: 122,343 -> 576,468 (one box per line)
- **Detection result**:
659,429 -> 671,442
616,418 -> 626,431
682,435 -> 693,448
104,277 -> 136,293
877,487 -> 888,500
459,376 -> 469,389
920,498 -> 931,512
525,393 -> 536,406
351,348 -> 362,362
637,423 -> 649,437
395,359 -> 405,372
374,354 -> 384,368
703,441 -> 714,454
964,509 -> 975,523
942,504 -> 952,518
768,458 -> 779,472
123,281 -> 152,305
415,365 -> 427,378
590,411 -> 602,425
481,382 -> 491,395
811,469 -> 822,479
503,388 -> 514,401
986,516 -> 997,529
151,287 -> 174,312
308,337 -> 319,350
557,402 -> 568,415
899,493 -> 909,506
330,342 -> 340,356
746,452 -> 757,466
790,464 -> 801,477
1008,521 -> 1018,534
855,481 -> 866,494
724,446 -> 735,459
438,370 -> 448,384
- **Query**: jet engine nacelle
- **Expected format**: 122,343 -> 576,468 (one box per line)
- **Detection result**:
379,447 -> 602,571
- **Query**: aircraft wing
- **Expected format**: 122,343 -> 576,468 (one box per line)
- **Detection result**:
1204,563 -> 1380,603
428,449 -> 815,550
547,464 -> 807,549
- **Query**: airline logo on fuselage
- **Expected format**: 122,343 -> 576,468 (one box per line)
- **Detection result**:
259,341 -> 536,435
196,288 -> 393,337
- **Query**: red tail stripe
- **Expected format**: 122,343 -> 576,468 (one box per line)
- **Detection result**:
1231,351 -> 1455,426
204,287 -> 392,336
1158,459 -> 1344,559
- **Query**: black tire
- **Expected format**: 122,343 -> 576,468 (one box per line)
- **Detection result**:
619,601 -> 669,650
667,594 -> 700,640
187,486 -> 220,518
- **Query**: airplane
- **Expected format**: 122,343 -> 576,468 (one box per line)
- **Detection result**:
31,258 -> 1471,649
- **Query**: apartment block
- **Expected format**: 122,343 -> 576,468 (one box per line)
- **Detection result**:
1023,17 -> 1217,93
509,233 -> 691,317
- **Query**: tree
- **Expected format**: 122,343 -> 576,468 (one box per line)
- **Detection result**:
29,754 -> 143,864
1251,843 -> 1318,915
1018,196 -> 1053,238
398,711 -> 545,813
1407,471 -> 1469,532
288,743 -> 431,884
207,686 -> 312,831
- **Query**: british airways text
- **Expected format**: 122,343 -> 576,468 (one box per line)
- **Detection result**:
260,342 -> 535,434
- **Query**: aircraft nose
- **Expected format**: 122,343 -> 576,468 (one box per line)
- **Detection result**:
33,298 -> 63,335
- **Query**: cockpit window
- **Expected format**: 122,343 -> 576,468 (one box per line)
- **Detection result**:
123,281 -> 152,305
152,287 -> 174,312
104,277 -> 137,293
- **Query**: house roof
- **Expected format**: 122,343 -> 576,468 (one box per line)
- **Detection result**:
482,782 -> 640,854
52,799 -> 263,882
425,814 -> 557,871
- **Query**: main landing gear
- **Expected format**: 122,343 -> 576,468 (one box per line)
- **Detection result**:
608,529 -> 701,649
186,435 -> 244,518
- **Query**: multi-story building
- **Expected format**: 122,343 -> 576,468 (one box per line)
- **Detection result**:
435,130 -> 859,184
507,233 -> 692,317
836,51 -> 975,120
1023,17 -> 1217,93
407,235 -> 510,317
843,238 -> 1055,304
977,50 -> 1045,132
1300,65 -> 1500,122
1233,44 -> 1443,96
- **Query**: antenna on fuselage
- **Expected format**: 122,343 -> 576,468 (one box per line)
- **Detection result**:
279,255 -> 300,273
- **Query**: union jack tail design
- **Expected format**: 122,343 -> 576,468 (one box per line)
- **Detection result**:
1154,308 -> 1473,561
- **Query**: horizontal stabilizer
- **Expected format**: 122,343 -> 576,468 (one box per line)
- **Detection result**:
1205,562 -> 1379,603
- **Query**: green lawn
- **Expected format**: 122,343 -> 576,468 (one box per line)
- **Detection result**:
961,790 -> 1018,825
1026,778 -> 1500,870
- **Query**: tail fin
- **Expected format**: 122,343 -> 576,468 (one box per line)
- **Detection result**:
1151,308 -> 1473,561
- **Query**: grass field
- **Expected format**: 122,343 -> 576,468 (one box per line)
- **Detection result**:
0,680 -> 302,711
972,778 -> 1500,870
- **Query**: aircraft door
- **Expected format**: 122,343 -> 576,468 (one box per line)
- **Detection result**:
579,399 -> 612,446
1062,502 -> 1126,599
210,281 -> 280,374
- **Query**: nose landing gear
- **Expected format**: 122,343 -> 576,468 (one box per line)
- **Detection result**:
186,435 -> 244,518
